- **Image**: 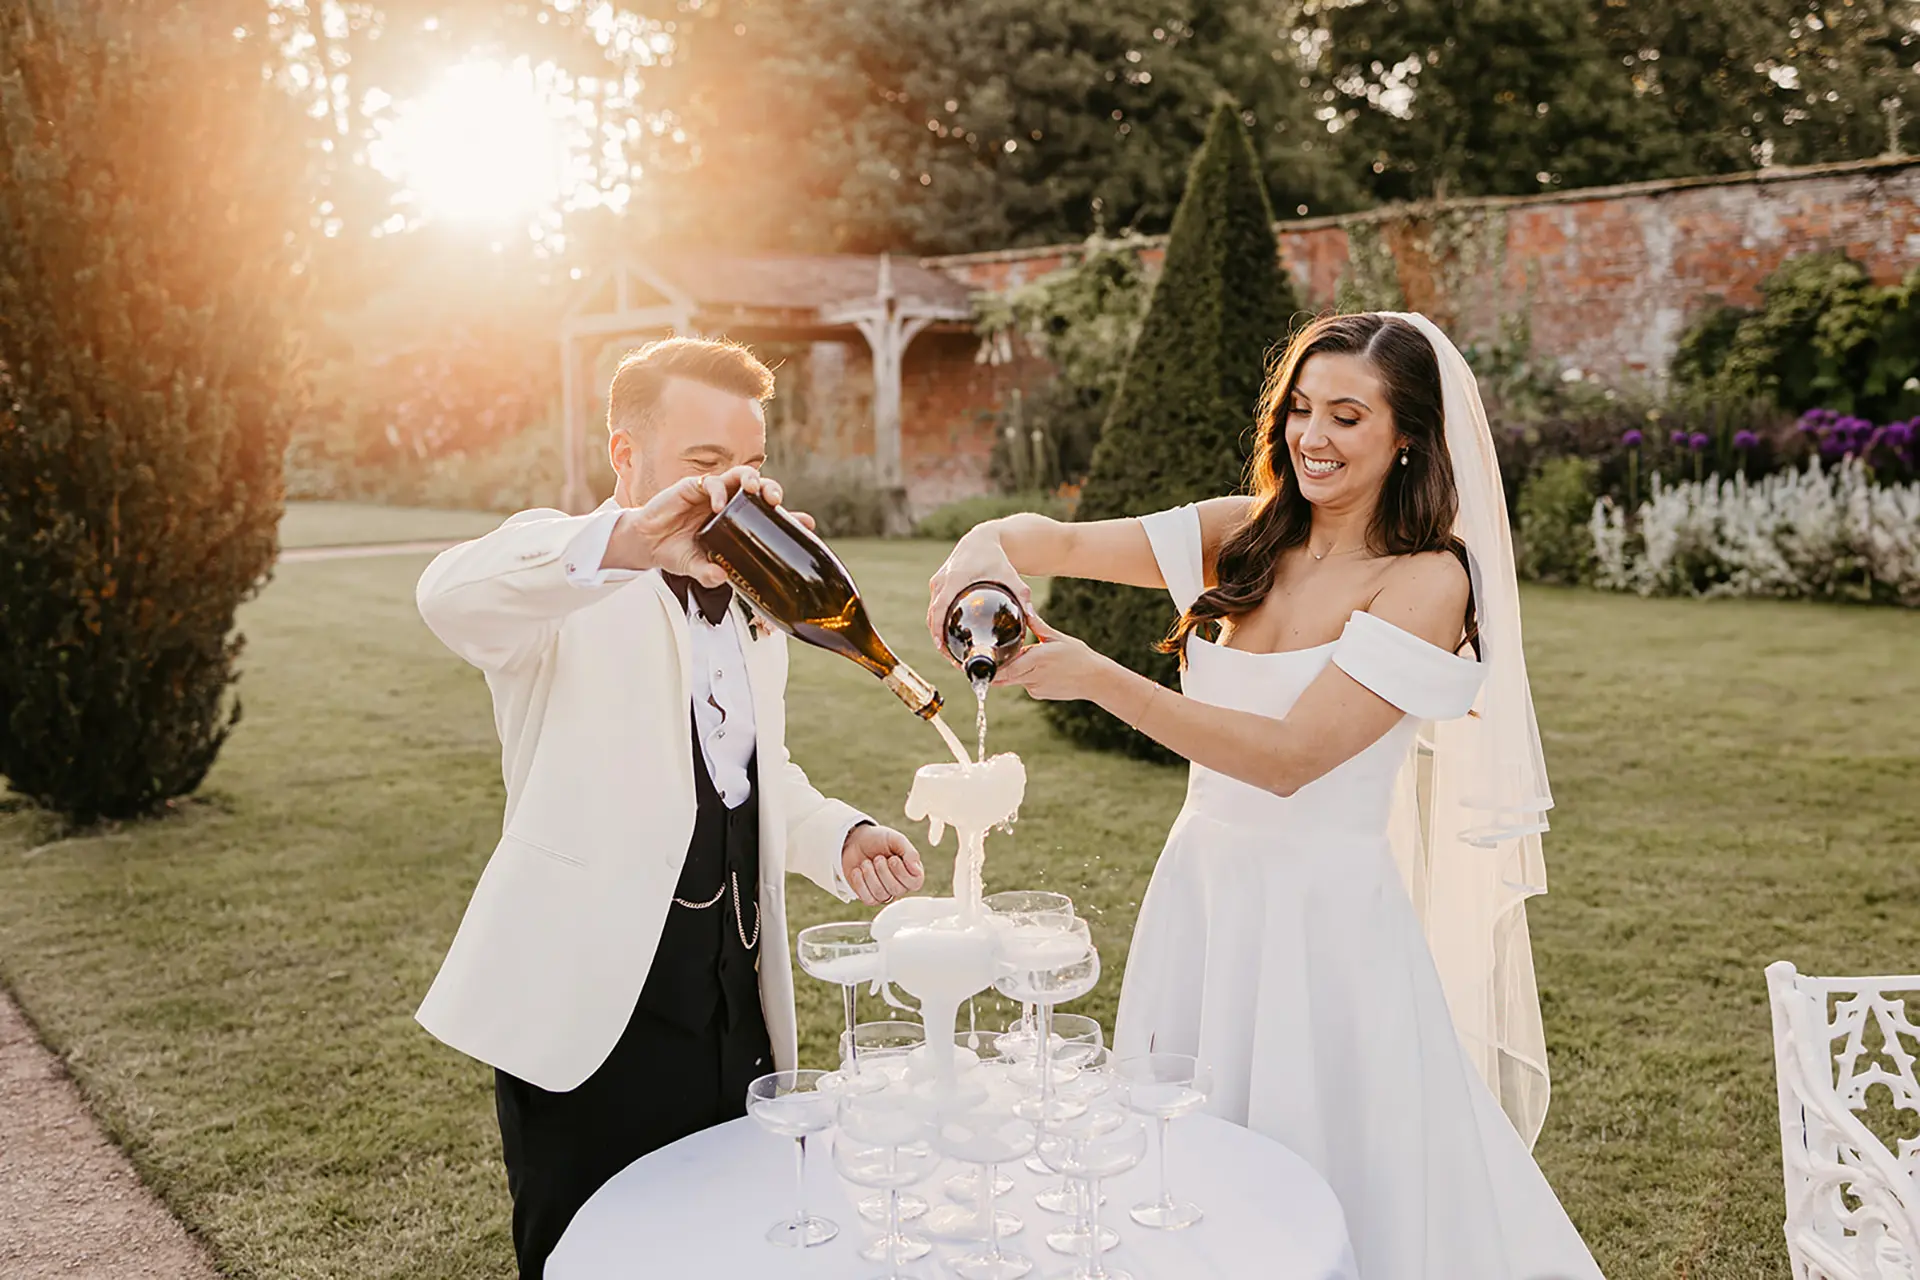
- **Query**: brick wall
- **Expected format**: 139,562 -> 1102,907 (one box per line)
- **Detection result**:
889,156 -> 1919,512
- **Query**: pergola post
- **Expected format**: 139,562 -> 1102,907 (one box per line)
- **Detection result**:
845,257 -> 934,536
561,251 -> 970,532
555,258 -> 704,514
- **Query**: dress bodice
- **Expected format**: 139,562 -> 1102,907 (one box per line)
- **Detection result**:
1138,504 -> 1485,840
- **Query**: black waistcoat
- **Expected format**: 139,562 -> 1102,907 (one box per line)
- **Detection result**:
634,714 -> 762,1034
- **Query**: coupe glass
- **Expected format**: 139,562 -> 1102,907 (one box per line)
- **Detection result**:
1036,1110 -> 1149,1280
798,922 -> 882,1070
832,1137 -> 938,1277
993,921 -> 1099,1127
746,1070 -> 838,1248
837,1092 -> 938,1271
831,1019 -> 925,1098
943,1030 -> 1014,1203
1117,1053 -> 1214,1230
833,1021 -> 931,1223
984,889 -> 1075,925
995,1013 -> 1104,1072
1001,1014 -> 1104,1175
924,1066 -> 1025,1244
1034,1047 -> 1114,1215
929,1089 -> 1039,1279
983,897 -> 1077,1065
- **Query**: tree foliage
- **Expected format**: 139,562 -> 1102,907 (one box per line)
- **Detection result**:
1043,104 -> 1302,757
0,1 -> 309,822
975,235 -> 1156,490
1676,251 -> 1920,422
258,0 -> 1920,268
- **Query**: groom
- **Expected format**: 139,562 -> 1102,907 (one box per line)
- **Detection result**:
414,337 -> 925,1278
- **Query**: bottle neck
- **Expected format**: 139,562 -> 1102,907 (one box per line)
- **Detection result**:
882,663 -> 943,719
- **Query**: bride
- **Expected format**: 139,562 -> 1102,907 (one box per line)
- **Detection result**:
927,312 -> 1602,1278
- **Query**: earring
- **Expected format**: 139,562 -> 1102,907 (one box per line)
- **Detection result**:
1398,447 -> 1410,466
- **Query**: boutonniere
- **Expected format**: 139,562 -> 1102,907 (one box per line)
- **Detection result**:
737,597 -> 775,640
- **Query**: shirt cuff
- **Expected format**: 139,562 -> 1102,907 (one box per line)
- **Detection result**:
829,816 -> 875,900
560,509 -> 644,588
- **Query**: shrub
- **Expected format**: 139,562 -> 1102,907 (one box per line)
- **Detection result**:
1674,252 -> 1920,423
975,236 -> 1154,492
914,492 -> 1073,541
1044,104 -> 1304,758
0,3 -> 308,822
1517,457 -> 1600,584
1590,458 -> 1920,606
765,449 -> 891,538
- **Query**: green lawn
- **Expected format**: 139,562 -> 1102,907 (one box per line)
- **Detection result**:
1,541 -> 1916,1279
278,500 -> 506,549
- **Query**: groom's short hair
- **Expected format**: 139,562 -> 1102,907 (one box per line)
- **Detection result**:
606,337 -> 775,437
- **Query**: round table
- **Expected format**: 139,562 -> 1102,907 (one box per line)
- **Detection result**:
549,1112 -> 1357,1279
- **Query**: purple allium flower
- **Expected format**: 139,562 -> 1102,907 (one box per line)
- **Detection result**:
1890,421 -> 1915,446
1671,429 -> 1689,445
1733,429 -> 1759,449
1688,432 -> 1710,451
1621,429 -> 1644,447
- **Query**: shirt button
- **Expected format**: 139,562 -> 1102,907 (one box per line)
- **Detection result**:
715,728 -> 726,740
714,669 -> 724,680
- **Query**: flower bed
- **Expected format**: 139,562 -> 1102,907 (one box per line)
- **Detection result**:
1588,457 -> 1920,606
1795,409 -> 1919,483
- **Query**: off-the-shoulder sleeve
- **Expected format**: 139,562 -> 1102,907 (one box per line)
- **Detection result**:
1136,504 -> 1205,613
1331,609 -> 1485,720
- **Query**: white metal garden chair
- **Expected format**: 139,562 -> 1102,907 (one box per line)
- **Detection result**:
1767,961 -> 1920,1280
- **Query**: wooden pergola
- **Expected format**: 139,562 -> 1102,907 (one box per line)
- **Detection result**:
558,252 -> 975,530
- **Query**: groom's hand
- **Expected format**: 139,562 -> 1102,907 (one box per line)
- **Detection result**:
842,825 -> 924,906
603,465 -> 789,581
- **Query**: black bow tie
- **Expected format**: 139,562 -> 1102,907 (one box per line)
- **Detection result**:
662,572 -> 735,626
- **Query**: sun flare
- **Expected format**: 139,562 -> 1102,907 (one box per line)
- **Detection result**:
378,61 -> 564,224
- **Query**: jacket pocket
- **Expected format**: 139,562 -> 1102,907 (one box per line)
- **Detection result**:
501,830 -> 586,869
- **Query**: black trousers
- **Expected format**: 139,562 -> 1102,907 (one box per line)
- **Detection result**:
494,993 -> 772,1279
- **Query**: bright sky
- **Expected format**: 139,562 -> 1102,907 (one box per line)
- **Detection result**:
369,60 -> 569,226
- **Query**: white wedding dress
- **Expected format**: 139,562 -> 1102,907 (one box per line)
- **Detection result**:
1113,504 -> 1603,1280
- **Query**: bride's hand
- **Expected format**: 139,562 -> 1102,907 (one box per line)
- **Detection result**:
925,524 -> 1034,652
992,614 -> 1109,703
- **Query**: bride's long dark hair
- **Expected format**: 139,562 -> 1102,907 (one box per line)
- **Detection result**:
1157,312 -> 1477,657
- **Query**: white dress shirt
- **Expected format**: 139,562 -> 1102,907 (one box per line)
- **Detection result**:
561,509 -> 865,883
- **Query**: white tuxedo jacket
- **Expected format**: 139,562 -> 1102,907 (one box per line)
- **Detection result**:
414,506 -> 859,1092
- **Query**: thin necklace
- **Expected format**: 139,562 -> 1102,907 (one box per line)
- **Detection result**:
1309,541 -> 1363,561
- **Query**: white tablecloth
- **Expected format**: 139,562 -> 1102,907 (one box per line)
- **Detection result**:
550,1112 -> 1357,1279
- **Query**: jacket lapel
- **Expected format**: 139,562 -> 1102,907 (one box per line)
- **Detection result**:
643,571 -> 695,725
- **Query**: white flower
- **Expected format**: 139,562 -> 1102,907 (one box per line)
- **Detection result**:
1591,458 -> 1920,606
1905,376 -> 1920,392
1561,367 -> 1584,383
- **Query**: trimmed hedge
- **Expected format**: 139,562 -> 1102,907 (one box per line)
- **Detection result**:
1043,104 -> 1304,758
0,4 -> 307,822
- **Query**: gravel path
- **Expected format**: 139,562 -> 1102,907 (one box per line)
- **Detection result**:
0,988 -> 220,1279
0,536 -> 454,1278
278,538 -> 457,564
